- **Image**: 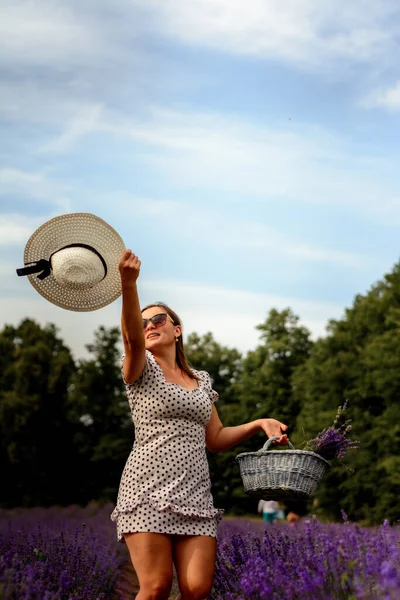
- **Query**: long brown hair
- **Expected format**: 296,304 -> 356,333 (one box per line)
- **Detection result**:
141,302 -> 201,382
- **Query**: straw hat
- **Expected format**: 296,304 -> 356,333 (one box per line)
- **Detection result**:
16,213 -> 125,312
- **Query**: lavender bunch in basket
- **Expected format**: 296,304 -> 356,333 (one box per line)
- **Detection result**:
302,401 -> 359,462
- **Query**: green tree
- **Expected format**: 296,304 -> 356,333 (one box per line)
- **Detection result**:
236,308 -> 313,428
293,265 -> 400,524
0,319 -> 76,507
184,331 -> 242,411
67,326 -> 133,502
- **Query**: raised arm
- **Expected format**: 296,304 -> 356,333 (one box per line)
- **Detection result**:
119,249 -> 145,384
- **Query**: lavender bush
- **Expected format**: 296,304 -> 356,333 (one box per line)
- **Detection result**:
212,517 -> 400,600
0,503 -> 124,600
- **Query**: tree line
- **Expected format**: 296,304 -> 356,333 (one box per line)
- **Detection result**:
1,262 -> 400,525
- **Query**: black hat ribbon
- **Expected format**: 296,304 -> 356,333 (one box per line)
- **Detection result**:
16,244 -> 107,281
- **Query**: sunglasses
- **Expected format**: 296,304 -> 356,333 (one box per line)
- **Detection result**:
142,313 -> 175,329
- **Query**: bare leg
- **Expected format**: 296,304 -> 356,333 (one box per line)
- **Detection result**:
173,535 -> 217,600
124,532 -> 173,600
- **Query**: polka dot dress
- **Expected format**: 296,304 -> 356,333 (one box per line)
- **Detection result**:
110,350 -> 224,542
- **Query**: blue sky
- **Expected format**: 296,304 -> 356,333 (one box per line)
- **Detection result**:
1,0 -> 400,359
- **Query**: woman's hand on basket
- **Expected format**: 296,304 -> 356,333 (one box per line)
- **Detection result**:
259,418 -> 289,446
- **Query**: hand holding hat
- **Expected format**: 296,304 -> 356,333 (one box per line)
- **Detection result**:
16,213 -> 126,312
118,249 -> 141,287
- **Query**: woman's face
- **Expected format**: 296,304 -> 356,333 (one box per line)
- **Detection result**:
142,306 -> 181,350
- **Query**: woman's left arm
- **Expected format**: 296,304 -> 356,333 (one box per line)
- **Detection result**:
206,405 -> 288,453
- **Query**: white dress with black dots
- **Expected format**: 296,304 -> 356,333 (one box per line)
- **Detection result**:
110,350 -> 224,542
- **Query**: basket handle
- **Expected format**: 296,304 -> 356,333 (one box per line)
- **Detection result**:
260,436 -> 295,452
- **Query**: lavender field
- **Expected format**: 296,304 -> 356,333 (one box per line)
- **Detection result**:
212,517 -> 400,599
0,503 -> 128,600
1,504 -> 399,599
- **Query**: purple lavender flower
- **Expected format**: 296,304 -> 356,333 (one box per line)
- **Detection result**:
303,401 -> 359,462
0,503 -> 124,600
211,518 -> 400,599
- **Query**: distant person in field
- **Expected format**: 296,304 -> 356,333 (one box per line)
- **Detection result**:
287,511 -> 302,525
258,499 -> 280,524
110,250 -> 289,600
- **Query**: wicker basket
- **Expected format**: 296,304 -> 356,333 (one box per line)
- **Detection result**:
236,436 -> 330,501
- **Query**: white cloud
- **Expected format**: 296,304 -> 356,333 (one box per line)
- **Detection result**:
0,215 -> 41,246
0,276 -> 344,359
38,104 -> 103,153
0,168 -> 71,210
0,1 -> 108,68
97,193 -> 365,269
0,0 -> 154,81
2,0 -> 398,78
94,108 -> 398,217
3,98 -> 399,232
137,0 -> 399,70
365,80 -> 400,111
33,101 -> 400,233
141,277 -> 344,348
0,294 -> 122,359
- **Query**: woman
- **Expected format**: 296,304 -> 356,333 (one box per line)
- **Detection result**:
111,250 -> 289,600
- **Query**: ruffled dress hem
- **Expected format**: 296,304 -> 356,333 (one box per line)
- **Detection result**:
112,500 -> 224,542
111,498 -> 224,522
